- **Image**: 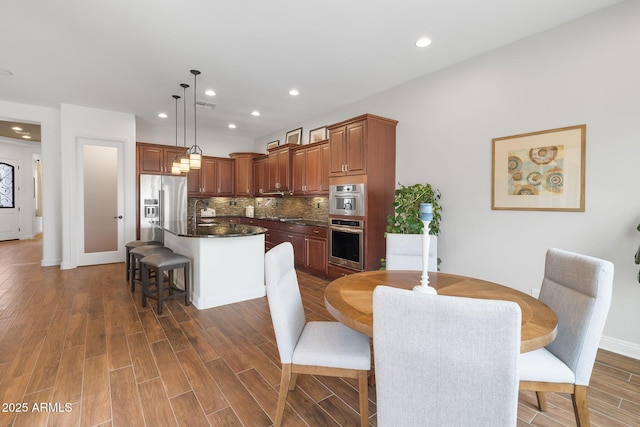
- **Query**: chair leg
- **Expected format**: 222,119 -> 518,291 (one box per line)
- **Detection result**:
275,364 -> 292,427
141,262 -> 148,307
157,267 -> 164,314
358,370 -> 369,427
572,385 -> 590,427
288,373 -> 298,391
184,263 -> 190,306
536,391 -> 548,411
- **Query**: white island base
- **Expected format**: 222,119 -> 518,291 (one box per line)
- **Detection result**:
164,232 -> 265,309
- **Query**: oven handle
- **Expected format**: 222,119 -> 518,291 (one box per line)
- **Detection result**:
329,225 -> 364,233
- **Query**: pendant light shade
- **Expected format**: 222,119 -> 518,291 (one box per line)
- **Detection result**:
180,83 -> 191,173
189,69 -> 202,169
171,94 -> 182,175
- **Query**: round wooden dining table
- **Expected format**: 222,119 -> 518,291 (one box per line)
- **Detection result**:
324,270 -> 558,353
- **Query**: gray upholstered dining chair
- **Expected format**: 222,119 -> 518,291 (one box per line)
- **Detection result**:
519,248 -> 614,427
385,233 -> 438,271
265,242 -> 371,427
373,285 -> 521,427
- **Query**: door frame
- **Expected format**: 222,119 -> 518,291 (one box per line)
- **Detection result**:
76,137 -> 126,266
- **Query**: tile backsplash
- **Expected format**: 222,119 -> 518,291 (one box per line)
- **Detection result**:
188,196 -> 329,223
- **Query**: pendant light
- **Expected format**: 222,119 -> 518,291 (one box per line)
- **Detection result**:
179,83 -> 190,173
171,94 -> 182,175
189,69 -> 202,169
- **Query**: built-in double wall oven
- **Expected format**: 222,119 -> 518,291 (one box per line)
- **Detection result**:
328,218 -> 364,271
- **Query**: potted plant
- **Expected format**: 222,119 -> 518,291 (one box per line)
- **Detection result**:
383,183 -> 442,270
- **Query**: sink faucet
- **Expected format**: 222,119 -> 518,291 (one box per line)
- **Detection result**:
192,199 -> 208,224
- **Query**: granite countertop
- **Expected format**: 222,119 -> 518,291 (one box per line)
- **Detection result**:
251,216 -> 329,228
154,220 -> 267,238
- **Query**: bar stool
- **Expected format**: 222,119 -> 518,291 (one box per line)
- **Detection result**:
125,240 -> 162,281
129,245 -> 173,292
140,252 -> 190,314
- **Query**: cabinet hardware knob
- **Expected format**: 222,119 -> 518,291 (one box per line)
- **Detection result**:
113,215 -> 123,219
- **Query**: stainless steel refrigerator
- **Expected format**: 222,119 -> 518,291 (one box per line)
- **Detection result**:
139,174 -> 187,243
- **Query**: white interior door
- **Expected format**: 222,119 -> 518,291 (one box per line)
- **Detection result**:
77,138 -> 125,265
0,158 -> 20,241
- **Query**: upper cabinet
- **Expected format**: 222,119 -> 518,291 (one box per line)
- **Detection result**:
230,152 -> 261,197
138,143 -> 188,176
292,141 -> 329,196
253,156 -> 268,196
187,156 -> 234,197
267,145 -> 292,192
328,114 -> 397,177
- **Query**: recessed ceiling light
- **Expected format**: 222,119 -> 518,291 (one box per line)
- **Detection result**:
415,37 -> 432,48
228,124 -> 236,129
158,113 -> 168,118
12,126 -> 22,131
251,111 -> 260,117
22,135 -> 31,139
205,89 -> 215,96
289,89 -> 299,96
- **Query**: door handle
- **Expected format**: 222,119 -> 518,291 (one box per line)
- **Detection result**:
114,215 -> 123,219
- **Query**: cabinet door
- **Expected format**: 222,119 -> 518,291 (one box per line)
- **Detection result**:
292,149 -> 306,195
304,145 -> 322,194
320,143 -> 330,194
187,167 -> 202,195
253,158 -> 268,196
216,159 -> 235,196
305,236 -> 327,276
200,158 -> 217,196
267,153 -> 279,191
234,155 -> 252,196
164,148 -> 186,176
328,126 -> 347,176
276,149 -> 290,191
138,145 -> 164,174
345,120 -> 366,174
282,232 -> 305,266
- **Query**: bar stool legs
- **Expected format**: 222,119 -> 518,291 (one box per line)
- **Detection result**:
129,245 -> 173,292
140,252 -> 191,315
125,240 -> 161,281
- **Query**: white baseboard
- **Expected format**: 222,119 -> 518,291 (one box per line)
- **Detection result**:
600,335 -> 640,360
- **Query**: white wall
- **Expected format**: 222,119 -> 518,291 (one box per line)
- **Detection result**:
0,100 -> 61,266
60,104 -> 136,269
255,1 -> 640,357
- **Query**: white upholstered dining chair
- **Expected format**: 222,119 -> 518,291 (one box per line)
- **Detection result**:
519,248 -> 614,427
265,242 -> 371,427
373,286 -> 521,427
385,233 -> 438,271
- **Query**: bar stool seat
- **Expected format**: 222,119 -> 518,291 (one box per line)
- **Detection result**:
125,240 -> 162,281
129,245 -> 173,292
140,252 -> 190,314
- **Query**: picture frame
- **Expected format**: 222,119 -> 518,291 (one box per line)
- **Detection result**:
266,140 -> 279,152
492,124 -> 586,211
285,127 -> 303,145
308,126 -> 327,144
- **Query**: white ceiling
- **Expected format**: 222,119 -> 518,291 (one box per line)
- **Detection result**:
0,0 -> 623,141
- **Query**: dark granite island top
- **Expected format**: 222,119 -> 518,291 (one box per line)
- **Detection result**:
155,220 -> 267,238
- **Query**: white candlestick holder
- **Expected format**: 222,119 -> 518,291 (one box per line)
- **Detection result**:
413,220 -> 437,294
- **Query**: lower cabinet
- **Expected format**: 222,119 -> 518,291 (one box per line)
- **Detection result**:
242,217 -> 327,277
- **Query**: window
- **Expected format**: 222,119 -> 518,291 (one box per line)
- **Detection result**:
0,162 -> 15,208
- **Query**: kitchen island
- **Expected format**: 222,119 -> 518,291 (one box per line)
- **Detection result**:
154,220 -> 267,309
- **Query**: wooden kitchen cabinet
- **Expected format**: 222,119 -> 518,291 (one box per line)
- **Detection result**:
305,235 -> 327,276
188,156 -> 234,197
137,143 -> 188,175
253,156 -> 268,196
231,152 -> 261,197
267,145 -> 291,192
328,119 -> 366,176
292,141 -> 329,196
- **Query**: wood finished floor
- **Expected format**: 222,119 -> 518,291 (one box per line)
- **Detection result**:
0,237 -> 639,427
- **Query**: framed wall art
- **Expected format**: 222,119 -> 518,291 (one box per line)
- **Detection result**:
266,140 -> 279,152
285,127 -> 302,145
308,126 -> 327,144
492,124 -> 586,211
